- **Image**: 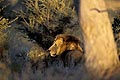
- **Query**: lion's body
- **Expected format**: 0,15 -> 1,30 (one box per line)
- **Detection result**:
61,50 -> 83,67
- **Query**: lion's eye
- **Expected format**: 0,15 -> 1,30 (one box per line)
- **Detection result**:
54,43 -> 57,46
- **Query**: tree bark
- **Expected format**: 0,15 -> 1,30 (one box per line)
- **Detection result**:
79,0 -> 119,78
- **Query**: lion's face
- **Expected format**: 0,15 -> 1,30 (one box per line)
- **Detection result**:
48,38 -> 66,57
48,35 -> 83,57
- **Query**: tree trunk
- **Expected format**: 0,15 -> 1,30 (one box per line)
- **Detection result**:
79,0 -> 119,78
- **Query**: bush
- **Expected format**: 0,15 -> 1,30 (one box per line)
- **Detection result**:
16,0 -> 76,32
0,16 -> 8,47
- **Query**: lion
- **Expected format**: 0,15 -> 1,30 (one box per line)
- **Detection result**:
48,34 -> 83,57
48,34 -> 83,67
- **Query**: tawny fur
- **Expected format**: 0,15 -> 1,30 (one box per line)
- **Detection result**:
48,34 -> 83,57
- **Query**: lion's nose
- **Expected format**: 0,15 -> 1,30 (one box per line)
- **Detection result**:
47,50 -> 56,57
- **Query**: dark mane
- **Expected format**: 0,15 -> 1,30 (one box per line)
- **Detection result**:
56,34 -> 80,43
65,35 -> 80,43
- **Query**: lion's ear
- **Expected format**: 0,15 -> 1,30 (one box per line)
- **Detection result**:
77,44 -> 83,52
67,42 -> 76,50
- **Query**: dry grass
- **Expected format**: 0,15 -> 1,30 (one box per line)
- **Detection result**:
27,45 -> 48,62
16,0 -> 75,29
0,17 -> 8,47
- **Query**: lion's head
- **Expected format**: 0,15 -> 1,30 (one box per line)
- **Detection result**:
48,34 -> 83,57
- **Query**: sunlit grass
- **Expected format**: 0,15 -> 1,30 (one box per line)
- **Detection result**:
16,0 -> 75,29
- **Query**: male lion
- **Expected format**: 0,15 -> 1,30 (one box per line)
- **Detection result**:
48,34 -> 83,67
48,34 -> 83,57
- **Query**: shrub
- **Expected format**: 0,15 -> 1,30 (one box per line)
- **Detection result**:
0,16 -> 8,47
16,0 -> 76,31
27,45 -> 48,62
